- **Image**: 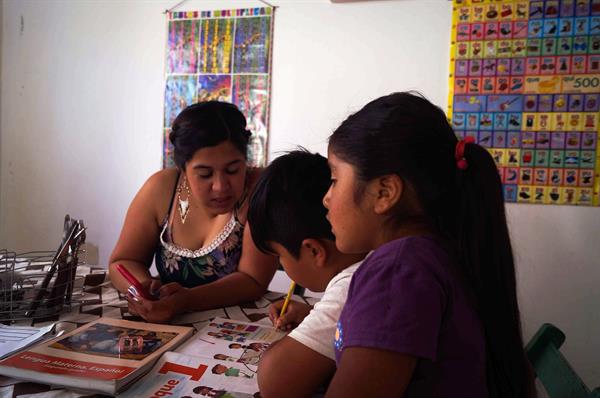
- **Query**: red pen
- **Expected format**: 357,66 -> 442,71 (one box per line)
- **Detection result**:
115,263 -> 157,301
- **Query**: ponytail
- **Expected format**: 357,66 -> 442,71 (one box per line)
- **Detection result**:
454,142 -> 535,398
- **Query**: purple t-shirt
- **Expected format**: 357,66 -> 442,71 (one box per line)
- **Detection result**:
334,236 -> 488,397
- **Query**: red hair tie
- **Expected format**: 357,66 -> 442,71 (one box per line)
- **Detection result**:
455,136 -> 475,170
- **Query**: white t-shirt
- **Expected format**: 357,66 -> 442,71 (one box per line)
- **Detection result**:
288,261 -> 362,360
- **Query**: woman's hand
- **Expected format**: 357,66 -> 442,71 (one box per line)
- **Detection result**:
126,282 -> 189,323
268,300 -> 312,331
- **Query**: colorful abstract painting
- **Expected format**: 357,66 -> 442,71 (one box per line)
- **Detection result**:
448,0 -> 600,206
164,8 -> 274,168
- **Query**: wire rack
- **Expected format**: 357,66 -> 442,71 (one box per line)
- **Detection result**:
0,216 -> 87,324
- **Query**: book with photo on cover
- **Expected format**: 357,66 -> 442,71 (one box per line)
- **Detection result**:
0,317 -> 193,395
120,317 -> 286,397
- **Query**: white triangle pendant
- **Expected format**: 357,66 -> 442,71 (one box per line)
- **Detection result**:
178,198 -> 189,224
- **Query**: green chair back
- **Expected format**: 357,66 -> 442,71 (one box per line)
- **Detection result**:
525,323 -> 600,398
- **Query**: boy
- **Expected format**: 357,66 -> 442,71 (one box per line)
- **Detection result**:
247,150 -> 365,398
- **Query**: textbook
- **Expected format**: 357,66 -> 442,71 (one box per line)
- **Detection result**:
0,317 -> 193,396
121,317 -> 286,397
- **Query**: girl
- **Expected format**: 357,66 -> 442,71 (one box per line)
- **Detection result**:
323,92 -> 534,397
109,101 -> 277,323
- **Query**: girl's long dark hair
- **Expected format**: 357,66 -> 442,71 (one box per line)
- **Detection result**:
329,92 -> 534,398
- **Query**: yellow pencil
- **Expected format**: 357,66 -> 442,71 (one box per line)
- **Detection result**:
279,281 -> 296,317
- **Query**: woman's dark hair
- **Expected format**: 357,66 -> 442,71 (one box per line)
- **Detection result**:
169,101 -> 251,169
329,91 -> 534,398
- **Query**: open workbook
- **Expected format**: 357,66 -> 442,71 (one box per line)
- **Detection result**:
120,317 -> 286,397
0,317 -> 193,395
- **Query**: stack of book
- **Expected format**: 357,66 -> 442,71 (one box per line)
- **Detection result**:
0,317 -> 285,396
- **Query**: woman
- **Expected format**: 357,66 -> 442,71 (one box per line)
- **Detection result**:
109,101 -> 277,323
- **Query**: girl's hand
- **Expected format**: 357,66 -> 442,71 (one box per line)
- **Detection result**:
126,283 -> 189,323
268,300 -> 312,331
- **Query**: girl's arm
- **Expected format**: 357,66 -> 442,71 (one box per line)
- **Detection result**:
325,347 -> 417,398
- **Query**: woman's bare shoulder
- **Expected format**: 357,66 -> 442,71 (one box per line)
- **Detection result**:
144,168 -> 179,192
236,167 -> 263,223
136,168 -> 180,216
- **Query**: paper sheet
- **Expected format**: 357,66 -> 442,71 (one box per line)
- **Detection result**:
0,323 -> 55,359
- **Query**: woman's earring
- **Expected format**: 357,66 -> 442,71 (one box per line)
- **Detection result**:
177,177 -> 192,224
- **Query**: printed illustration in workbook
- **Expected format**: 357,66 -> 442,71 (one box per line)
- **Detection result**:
120,318 -> 286,397
178,317 -> 285,371
120,351 -> 260,398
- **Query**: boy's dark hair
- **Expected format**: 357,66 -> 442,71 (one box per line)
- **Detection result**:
248,149 -> 335,259
329,92 -> 534,398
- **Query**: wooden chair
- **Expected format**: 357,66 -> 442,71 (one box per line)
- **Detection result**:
525,323 -> 600,398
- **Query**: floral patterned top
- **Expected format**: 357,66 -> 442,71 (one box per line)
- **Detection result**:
153,172 -> 245,289
154,214 -> 244,288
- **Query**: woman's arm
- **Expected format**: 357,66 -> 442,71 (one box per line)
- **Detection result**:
122,167 -> 277,321
325,347 -> 416,398
181,221 -> 278,311
127,220 -> 278,323
176,168 -> 278,311
108,171 -> 171,293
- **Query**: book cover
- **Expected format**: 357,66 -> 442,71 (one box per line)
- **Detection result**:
0,317 -> 193,395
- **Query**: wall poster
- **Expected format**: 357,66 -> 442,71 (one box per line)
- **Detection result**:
164,7 -> 274,168
449,0 -> 600,206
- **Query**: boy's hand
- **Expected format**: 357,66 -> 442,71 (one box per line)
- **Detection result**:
268,300 -> 312,331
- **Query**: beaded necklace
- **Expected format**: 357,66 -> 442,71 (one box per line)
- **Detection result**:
159,213 -> 239,258
159,171 -> 249,259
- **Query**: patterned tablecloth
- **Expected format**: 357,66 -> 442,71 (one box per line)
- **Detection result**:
0,267 -> 316,398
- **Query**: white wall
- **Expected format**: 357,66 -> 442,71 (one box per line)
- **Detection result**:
1,0 -> 599,387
